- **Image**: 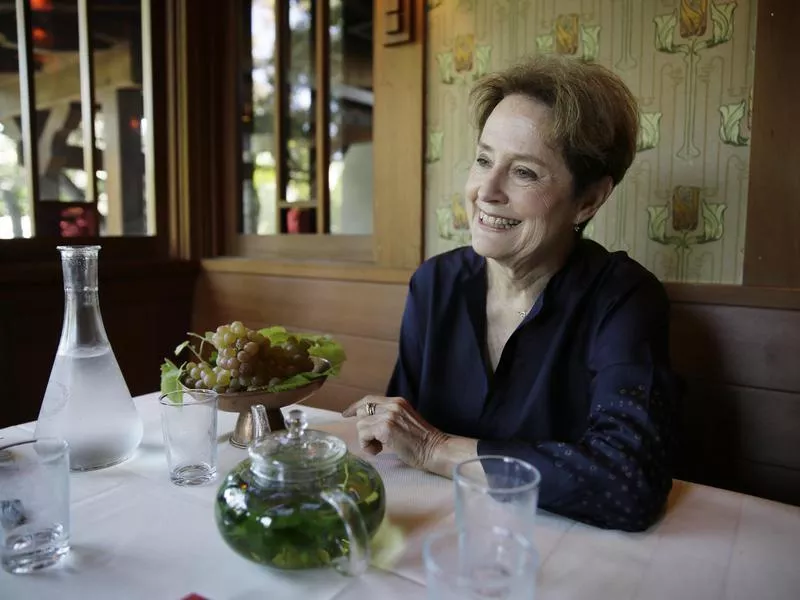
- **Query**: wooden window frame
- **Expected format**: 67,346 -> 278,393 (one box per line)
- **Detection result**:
177,0 -> 425,283
0,0 -> 175,266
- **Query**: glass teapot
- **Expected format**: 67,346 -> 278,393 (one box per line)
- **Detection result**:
214,405 -> 386,575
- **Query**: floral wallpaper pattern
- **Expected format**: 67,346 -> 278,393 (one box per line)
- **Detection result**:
425,0 -> 757,284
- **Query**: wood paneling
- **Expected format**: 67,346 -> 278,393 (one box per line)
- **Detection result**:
310,381 -> 380,413
193,272 -> 408,341
743,0 -> 800,287
670,304 -> 800,393
201,257 -> 415,284
372,0 -> 426,270
664,283 -> 800,311
670,293 -> 800,506
0,261 -> 198,429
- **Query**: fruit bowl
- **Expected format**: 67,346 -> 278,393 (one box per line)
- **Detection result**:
163,323 -> 346,448
211,358 -> 330,448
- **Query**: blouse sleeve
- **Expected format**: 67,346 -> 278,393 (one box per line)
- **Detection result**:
477,278 -> 680,532
385,274 -> 425,407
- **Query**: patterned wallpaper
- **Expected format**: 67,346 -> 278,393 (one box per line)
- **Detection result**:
425,0 -> 757,284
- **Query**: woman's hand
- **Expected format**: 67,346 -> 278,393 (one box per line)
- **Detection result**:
342,395 -> 450,471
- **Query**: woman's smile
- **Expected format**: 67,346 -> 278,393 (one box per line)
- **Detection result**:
477,209 -> 522,230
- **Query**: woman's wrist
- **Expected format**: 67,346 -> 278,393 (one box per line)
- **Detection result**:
423,432 -> 479,479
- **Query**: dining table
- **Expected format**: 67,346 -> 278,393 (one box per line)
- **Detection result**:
1,392 -> 799,600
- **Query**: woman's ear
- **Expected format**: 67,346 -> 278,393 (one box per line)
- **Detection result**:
574,176 -> 614,226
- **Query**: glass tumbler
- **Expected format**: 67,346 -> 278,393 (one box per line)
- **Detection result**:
159,390 -> 218,486
454,455 -> 541,544
424,524 -> 538,600
1,438 -> 71,574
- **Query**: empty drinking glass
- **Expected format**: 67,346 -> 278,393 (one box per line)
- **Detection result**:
454,455 -> 541,545
159,390 -> 218,486
424,524 -> 538,600
1,438 -> 71,574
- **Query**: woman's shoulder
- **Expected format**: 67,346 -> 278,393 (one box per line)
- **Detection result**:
576,239 -> 669,313
410,246 -> 482,289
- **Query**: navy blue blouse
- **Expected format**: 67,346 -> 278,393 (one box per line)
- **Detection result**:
387,239 -> 679,532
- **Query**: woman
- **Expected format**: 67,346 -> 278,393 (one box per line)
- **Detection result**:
343,56 -> 680,532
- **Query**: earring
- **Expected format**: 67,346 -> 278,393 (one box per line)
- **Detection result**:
573,224 -> 581,233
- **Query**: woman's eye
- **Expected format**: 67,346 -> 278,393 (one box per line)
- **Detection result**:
515,167 -> 538,181
475,155 -> 491,168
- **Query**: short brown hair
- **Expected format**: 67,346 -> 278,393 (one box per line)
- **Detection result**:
470,55 -> 639,197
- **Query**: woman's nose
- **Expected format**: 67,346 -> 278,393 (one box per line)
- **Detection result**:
477,174 -> 507,204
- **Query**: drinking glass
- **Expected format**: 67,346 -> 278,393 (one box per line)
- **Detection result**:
159,390 -> 218,486
454,455 -> 541,544
423,524 -> 538,600
1,438 -> 70,574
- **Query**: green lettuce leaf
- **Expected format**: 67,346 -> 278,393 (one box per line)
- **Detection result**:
160,359 -> 184,396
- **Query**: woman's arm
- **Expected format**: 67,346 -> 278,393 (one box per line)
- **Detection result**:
385,274 -> 425,406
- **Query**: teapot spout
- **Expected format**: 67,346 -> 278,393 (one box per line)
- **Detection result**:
250,404 -> 269,445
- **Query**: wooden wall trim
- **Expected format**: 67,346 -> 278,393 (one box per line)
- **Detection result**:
200,257 -> 415,284
372,0 -> 426,270
743,0 -> 800,287
665,283 -> 800,310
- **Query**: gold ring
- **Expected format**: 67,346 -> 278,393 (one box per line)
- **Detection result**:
366,402 -> 376,416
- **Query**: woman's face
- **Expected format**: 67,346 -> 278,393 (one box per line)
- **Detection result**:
465,94 -> 596,269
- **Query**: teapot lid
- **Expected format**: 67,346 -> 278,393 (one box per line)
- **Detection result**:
248,409 -> 347,482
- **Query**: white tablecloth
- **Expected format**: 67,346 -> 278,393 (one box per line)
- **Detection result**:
1,393 -> 799,600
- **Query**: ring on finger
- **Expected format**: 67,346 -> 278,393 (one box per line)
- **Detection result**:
366,402 -> 377,416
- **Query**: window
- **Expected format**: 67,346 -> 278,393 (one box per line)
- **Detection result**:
240,0 -> 374,237
0,0 -> 160,248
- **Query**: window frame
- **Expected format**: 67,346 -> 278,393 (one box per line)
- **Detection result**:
186,0 -> 425,283
0,0 -> 176,265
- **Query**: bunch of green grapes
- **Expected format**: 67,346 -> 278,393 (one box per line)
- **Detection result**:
182,321 -> 315,393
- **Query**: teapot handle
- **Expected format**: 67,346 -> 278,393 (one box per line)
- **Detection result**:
320,488 -> 370,576
250,404 -> 269,445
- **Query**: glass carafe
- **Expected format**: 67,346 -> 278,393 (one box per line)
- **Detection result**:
35,246 -> 143,471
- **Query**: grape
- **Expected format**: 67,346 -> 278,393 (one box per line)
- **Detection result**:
180,320 -> 322,394
239,362 -> 253,377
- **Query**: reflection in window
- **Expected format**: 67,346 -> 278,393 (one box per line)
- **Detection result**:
0,0 -> 151,239
242,0 -> 373,235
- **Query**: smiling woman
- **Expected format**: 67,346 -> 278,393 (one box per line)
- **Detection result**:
344,55 -> 681,532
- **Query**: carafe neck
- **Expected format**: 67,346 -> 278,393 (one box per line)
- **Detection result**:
57,245 -> 110,353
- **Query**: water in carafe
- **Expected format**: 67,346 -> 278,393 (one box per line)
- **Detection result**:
35,246 -> 143,471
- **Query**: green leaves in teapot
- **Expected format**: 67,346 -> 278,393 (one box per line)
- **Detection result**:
214,405 -> 386,572
215,454 -> 385,570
